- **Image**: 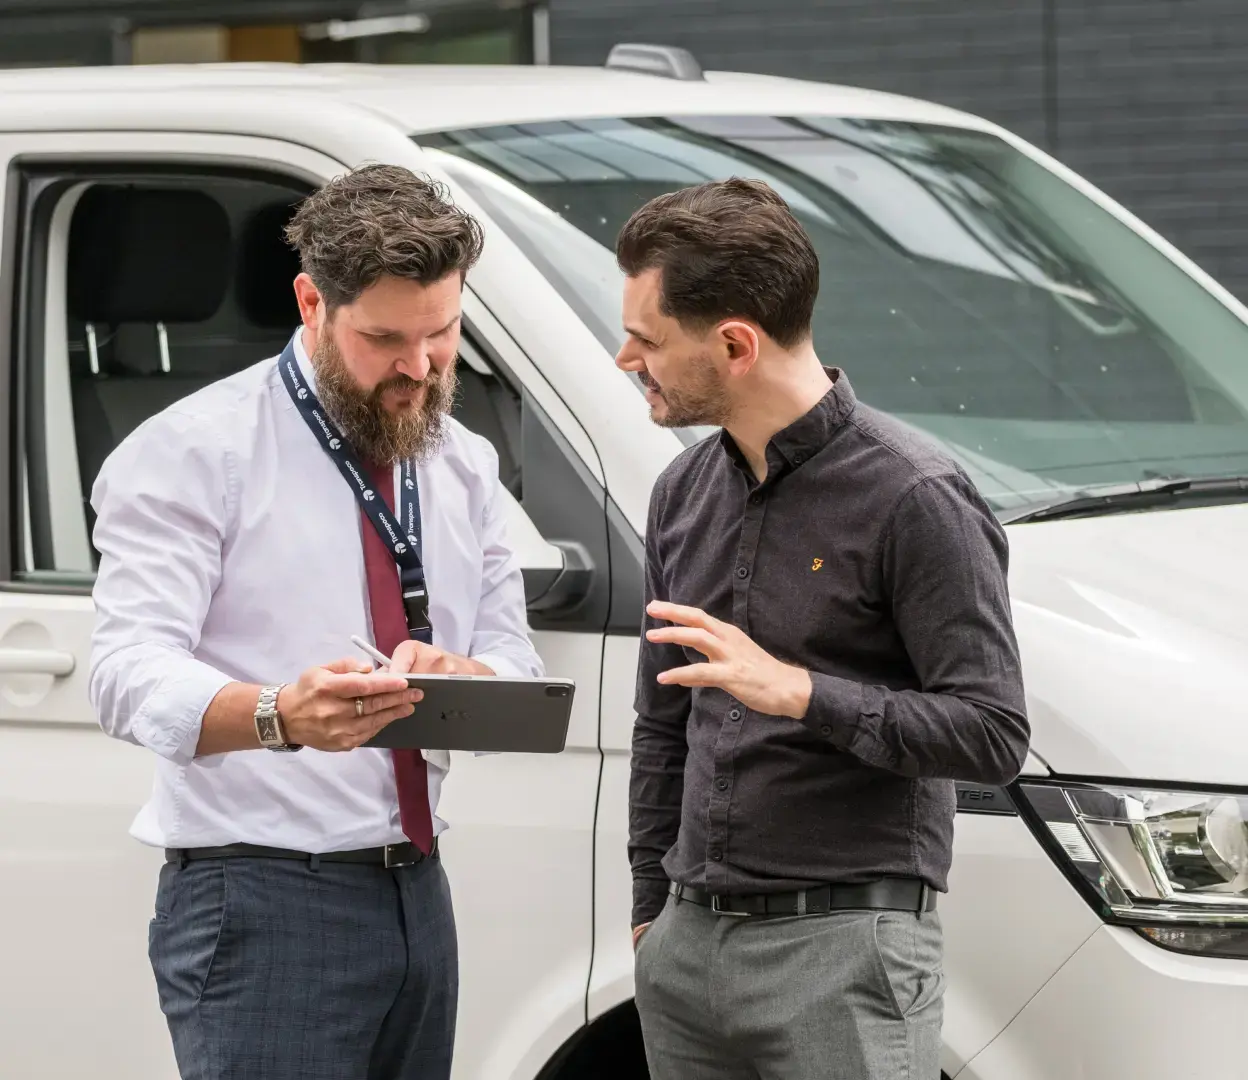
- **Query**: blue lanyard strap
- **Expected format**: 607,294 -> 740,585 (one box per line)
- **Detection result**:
278,336 -> 433,644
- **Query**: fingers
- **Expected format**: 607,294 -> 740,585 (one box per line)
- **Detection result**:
647,601 -> 721,633
361,688 -> 424,715
656,662 -> 722,688
645,626 -> 722,658
366,701 -> 422,734
318,693 -> 424,751
320,669 -> 411,698
387,639 -> 432,675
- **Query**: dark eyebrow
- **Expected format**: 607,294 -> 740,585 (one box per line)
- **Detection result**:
625,324 -> 656,344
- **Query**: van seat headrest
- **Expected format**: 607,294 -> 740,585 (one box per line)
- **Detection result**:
68,185 -> 230,325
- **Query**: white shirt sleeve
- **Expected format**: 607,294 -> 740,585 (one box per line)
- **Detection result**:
87,406 -> 236,765
466,440 -> 546,680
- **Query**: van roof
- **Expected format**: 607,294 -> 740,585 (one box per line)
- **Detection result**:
0,62 -> 994,136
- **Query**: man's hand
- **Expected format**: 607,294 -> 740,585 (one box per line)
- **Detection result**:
632,922 -> 652,951
387,639 -> 496,677
646,601 -> 812,718
277,658 -> 424,751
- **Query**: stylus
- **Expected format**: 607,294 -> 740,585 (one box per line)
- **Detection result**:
350,634 -> 393,670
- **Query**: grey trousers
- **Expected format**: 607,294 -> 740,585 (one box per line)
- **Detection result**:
147,853 -> 457,1080
634,893 -> 944,1080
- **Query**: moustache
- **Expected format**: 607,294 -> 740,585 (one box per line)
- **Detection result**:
374,373 -> 432,396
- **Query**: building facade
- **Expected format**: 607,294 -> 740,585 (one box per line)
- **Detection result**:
2,0 -> 1244,303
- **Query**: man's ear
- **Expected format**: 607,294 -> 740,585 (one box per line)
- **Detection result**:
718,320 -> 761,376
293,272 -> 325,332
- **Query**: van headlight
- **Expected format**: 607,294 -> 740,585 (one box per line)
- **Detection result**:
1015,781 -> 1248,958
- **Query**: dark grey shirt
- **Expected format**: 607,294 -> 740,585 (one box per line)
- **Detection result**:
629,370 -> 1030,927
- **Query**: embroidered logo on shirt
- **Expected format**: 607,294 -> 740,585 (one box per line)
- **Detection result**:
811,558 -> 824,572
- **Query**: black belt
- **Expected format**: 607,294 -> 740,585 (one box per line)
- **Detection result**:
165,836 -> 437,870
670,876 -> 937,917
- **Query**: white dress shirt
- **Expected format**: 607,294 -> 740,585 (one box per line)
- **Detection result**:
88,329 -> 543,851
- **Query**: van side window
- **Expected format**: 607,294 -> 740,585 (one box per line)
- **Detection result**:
13,167 -> 524,579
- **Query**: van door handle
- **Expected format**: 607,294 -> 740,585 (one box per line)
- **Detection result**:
0,648 -> 76,676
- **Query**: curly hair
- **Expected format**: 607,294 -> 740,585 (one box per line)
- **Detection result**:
284,163 -> 484,309
615,177 -> 818,349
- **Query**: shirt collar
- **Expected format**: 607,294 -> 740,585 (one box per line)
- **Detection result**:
719,366 -> 857,474
292,324 -> 317,393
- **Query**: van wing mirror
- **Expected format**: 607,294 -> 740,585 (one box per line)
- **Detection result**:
498,487 -> 594,615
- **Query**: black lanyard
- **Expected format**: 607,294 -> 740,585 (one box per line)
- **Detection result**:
278,335 -> 432,644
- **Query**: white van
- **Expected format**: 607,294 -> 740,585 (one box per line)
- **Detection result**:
0,46 -> 1245,1080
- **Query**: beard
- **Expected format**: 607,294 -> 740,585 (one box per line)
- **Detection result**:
312,332 -> 457,465
640,351 -> 733,429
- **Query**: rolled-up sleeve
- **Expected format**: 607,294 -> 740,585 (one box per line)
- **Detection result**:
801,471 -> 1030,785
88,408 -> 236,765
467,440 -> 544,680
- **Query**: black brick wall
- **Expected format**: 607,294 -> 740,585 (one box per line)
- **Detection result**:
551,0 -> 1248,303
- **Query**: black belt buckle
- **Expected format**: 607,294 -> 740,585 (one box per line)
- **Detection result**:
383,843 -> 418,868
710,894 -> 750,917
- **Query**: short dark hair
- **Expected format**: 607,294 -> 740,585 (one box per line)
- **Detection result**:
285,163 -> 484,309
615,178 -> 819,349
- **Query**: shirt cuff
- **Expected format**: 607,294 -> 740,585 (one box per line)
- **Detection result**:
801,671 -> 867,747
632,875 -> 670,928
130,663 -> 234,765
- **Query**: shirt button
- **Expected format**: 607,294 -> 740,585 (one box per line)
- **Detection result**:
729,708 -> 742,721
715,778 -> 729,792
748,492 -> 763,505
794,452 -> 807,465
710,848 -> 723,862
820,724 -> 833,736
736,566 -> 749,579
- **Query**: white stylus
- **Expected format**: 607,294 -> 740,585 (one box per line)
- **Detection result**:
350,634 -> 392,670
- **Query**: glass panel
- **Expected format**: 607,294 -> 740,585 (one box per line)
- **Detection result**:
420,117 -> 1248,513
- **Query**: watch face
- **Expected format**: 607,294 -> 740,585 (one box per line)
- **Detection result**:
257,715 -> 279,743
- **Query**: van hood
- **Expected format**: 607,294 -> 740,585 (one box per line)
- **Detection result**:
1005,502 -> 1248,786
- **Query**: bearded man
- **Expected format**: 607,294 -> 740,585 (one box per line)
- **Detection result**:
87,164 -> 542,1080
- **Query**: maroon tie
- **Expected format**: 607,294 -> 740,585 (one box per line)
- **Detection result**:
360,459 -> 433,854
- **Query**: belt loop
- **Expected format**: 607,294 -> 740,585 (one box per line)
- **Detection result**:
919,882 -> 930,915
796,889 -> 808,916
177,849 -> 188,870
309,853 -> 321,873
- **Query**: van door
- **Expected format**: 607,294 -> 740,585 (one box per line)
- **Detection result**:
0,130 -> 607,1080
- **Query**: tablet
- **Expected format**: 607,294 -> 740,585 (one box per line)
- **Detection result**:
362,674 -> 575,753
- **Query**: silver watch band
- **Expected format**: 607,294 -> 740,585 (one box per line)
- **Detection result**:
254,683 -> 300,751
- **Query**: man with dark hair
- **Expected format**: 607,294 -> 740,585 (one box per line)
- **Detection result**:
88,163 -> 542,1080
619,177 -> 1030,1079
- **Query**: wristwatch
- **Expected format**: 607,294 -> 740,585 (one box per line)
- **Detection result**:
254,684 -> 302,752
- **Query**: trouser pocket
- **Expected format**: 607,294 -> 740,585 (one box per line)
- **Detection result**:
870,910 -> 945,1020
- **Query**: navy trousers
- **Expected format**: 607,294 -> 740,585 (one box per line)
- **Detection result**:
148,853 -> 457,1080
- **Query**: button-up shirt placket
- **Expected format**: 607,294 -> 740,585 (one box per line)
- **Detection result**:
704,458 -> 776,891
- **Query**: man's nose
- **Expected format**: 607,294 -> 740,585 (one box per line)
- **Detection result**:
395,350 -> 432,382
615,342 -> 642,372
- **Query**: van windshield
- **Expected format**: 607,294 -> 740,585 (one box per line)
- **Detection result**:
418,116 -> 1248,515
